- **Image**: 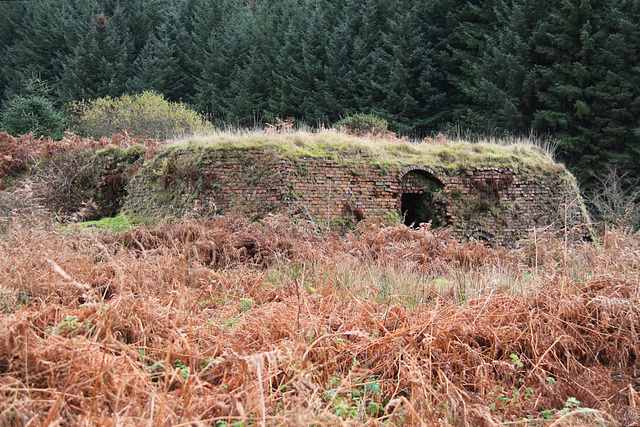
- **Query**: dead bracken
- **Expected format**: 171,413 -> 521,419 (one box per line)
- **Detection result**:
0,212 -> 639,425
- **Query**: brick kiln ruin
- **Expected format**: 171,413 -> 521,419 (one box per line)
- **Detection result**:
118,135 -> 588,247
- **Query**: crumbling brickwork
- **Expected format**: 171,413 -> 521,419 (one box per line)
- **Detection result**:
123,147 -> 587,247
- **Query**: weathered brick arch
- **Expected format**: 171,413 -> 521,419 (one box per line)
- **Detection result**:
398,165 -> 447,227
398,165 -> 443,185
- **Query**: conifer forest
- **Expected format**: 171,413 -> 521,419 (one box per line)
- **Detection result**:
1,0 -> 639,186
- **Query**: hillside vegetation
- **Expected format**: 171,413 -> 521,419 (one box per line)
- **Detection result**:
176,131 -> 564,173
0,130 -> 579,230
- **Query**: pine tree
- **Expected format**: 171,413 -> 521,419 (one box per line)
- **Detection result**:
193,0 -> 242,121
1,0 -> 69,102
533,0 -> 640,184
297,21 -> 331,125
268,0 -> 330,124
322,9 -> 357,121
409,0 -> 471,132
225,2 -> 280,126
375,0 -> 445,135
453,0 -> 552,134
59,6 -> 136,102
131,2 -> 198,103
1,76 -> 65,139
0,1 -> 29,101
344,0 -> 395,115
121,0 -> 165,55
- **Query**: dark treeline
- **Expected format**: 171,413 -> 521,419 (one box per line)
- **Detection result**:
1,0 -> 639,185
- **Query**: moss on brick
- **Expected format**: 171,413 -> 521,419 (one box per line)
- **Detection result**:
117,131 -> 589,246
73,144 -> 147,218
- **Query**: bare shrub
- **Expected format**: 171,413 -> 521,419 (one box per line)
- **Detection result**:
0,132 -> 160,227
335,113 -> 390,138
588,167 -> 640,232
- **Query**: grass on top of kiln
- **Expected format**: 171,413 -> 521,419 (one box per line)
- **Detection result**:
171,130 -> 567,175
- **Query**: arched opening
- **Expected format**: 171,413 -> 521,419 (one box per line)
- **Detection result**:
400,169 -> 445,227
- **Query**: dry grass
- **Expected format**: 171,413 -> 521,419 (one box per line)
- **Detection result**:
0,131 -> 162,230
173,130 -> 565,174
0,131 -> 160,189
0,213 -> 639,426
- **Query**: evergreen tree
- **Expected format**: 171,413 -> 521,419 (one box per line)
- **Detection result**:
1,0 -> 70,102
441,0 -> 509,132
1,76 -> 65,139
297,22 -> 331,125
59,6 -> 136,102
0,1 -> 25,52
453,0 -> 552,134
270,20 -> 305,120
121,0 -> 165,55
131,2 -> 198,103
0,1 -> 29,101
0,0 -> 637,192
322,9 -> 357,121
223,2 -> 279,125
375,0 -> 445,135
193,0 -> 242,121
410,0 -> 470,131
269,0 -> 330,124
533,0 -> 640,184
342,0 -> 394,115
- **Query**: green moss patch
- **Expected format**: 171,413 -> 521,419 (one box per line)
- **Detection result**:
63,215 -> 136,232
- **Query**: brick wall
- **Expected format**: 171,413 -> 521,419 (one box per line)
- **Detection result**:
123,147 -> 587,246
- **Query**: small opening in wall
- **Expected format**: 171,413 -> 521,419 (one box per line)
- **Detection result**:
401,193 -> 432,226
400,169 -> 445,227
402,193 -> 439,227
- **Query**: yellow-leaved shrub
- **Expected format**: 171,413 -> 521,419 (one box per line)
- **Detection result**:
68,91 -> 214,140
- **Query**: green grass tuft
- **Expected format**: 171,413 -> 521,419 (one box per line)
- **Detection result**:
63,215 -> 136,232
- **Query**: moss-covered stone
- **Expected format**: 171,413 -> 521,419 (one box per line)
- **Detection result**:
74,144 -> 147,218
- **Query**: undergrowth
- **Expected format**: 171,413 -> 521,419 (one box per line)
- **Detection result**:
68,91 -> 215,140
62,215 -> 137,233
0,131 -> 160,229
0,213 -> 638,425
